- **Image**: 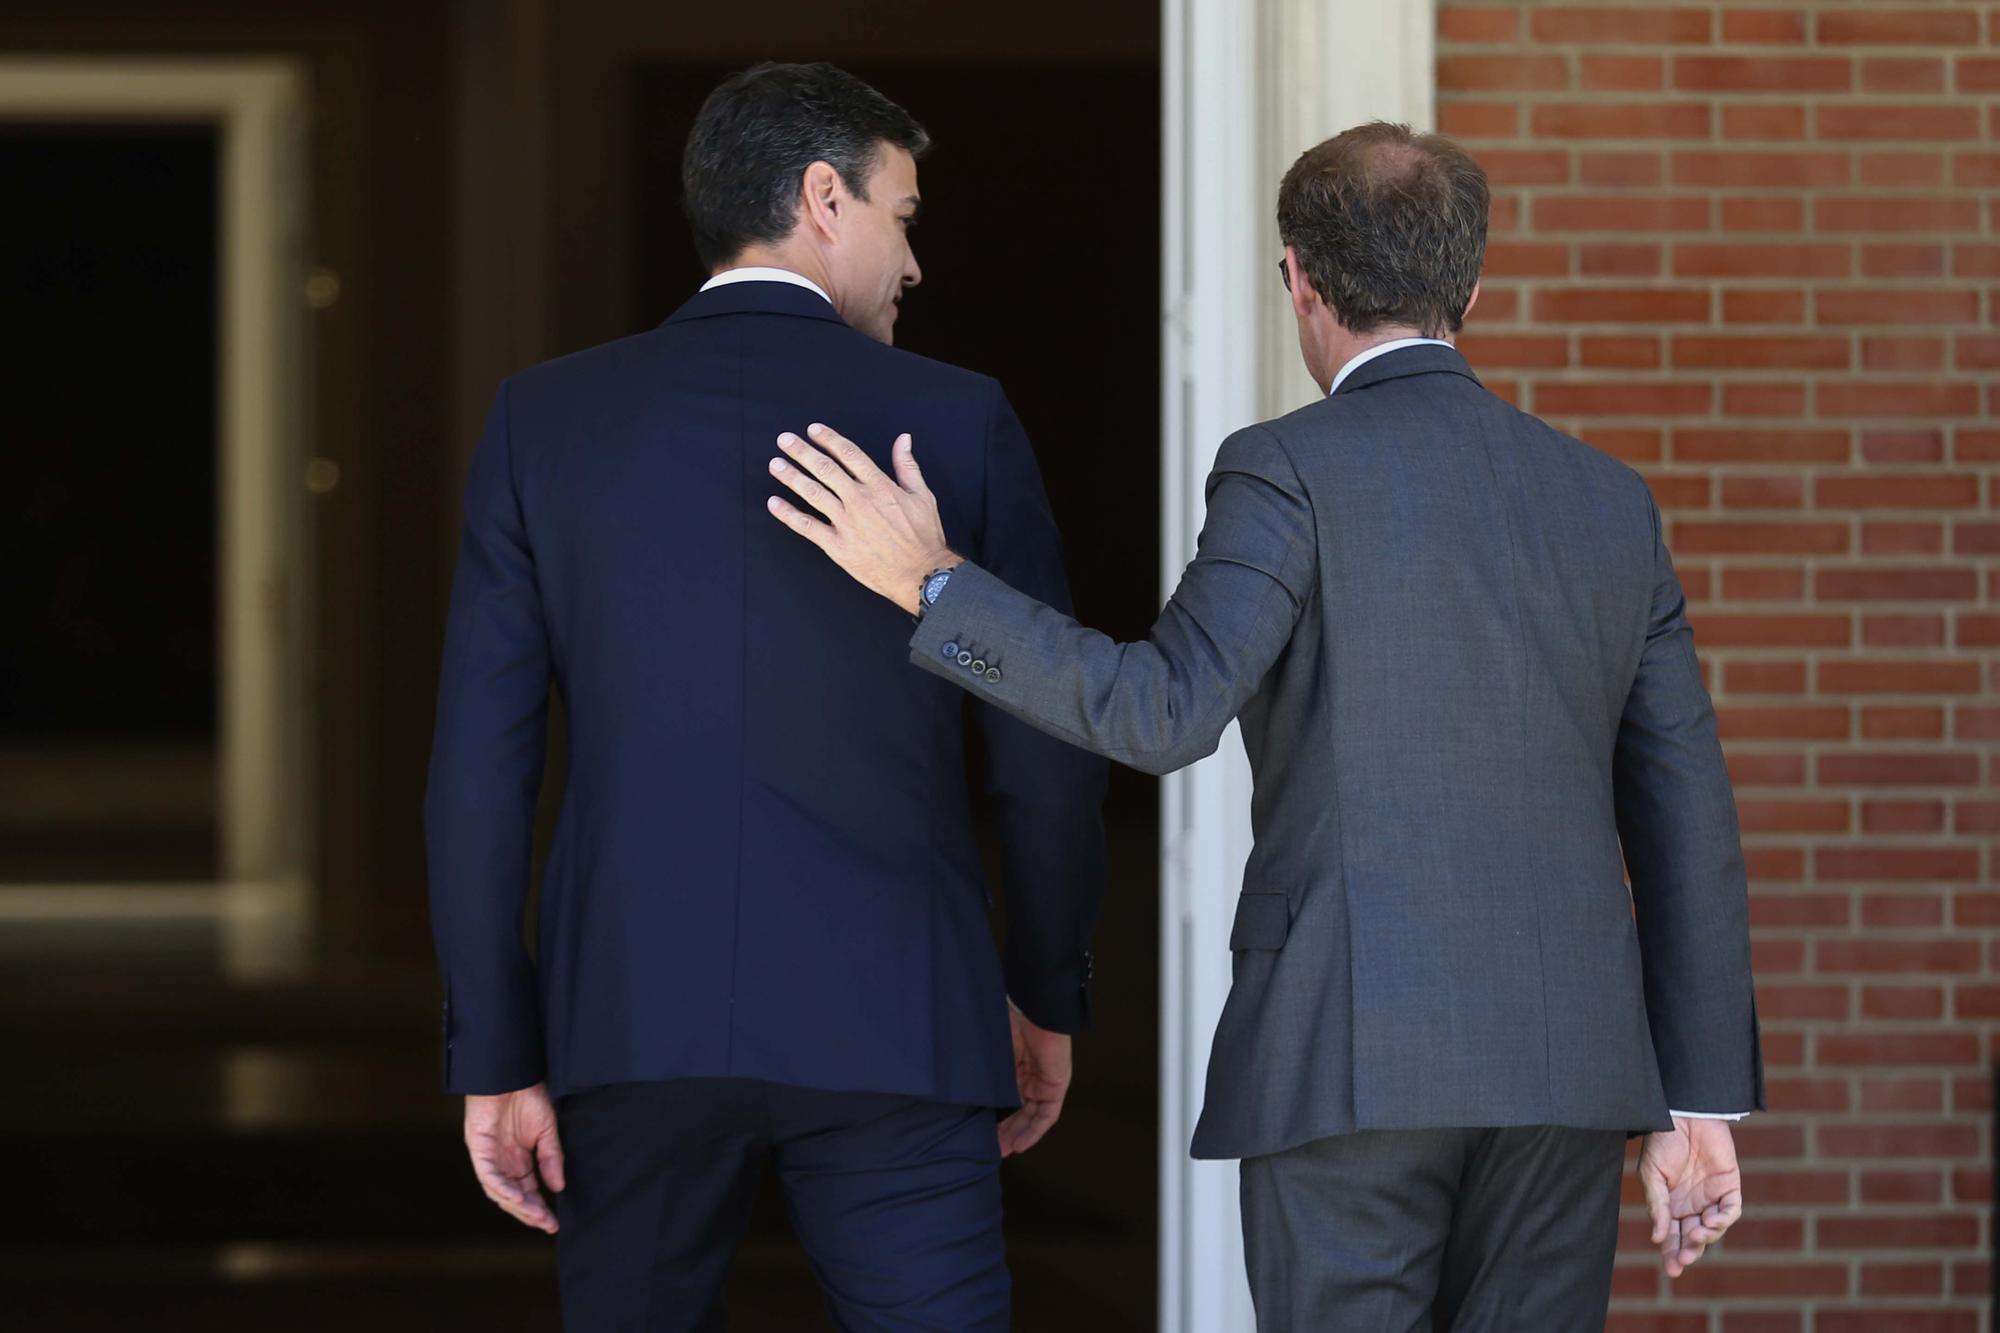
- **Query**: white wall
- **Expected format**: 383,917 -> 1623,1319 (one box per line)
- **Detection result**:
1156,4 -> 1435,1327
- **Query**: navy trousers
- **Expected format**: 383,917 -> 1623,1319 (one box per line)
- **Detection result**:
553,1079 -> 1008,1331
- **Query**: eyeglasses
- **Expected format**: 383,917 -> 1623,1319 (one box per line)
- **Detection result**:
1277,255 -> 1291,293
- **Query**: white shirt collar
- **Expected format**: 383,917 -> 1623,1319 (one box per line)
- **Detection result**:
1329,337 -> 1454,396
699,265 -> 833,307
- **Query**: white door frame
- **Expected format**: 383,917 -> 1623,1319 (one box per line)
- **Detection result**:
1158,4 -> 1435,1327
0,59 -> 312,968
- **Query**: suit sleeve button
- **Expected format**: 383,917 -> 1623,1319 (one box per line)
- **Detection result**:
958,651 -> 974,667
985,667 -> 1002,683
942,641 -> 961,659
970,659 -> 986,673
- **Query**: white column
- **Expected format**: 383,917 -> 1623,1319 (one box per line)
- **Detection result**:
1157,4 -> 1434,1329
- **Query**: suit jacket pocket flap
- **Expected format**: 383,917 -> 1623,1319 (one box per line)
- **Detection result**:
1228,892 -> 1291,951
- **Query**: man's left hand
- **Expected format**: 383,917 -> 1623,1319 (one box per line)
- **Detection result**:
767,423 -> 959,615
1637,1116 -> 1743,1278
998,1005 -> 1072,1157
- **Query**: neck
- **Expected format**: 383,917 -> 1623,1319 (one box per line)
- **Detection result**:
716,243 -> 835,300
1304,322 -> 1448,394
1328,320 -> 1440,378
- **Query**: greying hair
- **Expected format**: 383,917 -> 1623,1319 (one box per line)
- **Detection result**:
1277,122 -> 1489,339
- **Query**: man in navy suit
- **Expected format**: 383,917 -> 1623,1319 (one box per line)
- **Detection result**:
425,62 -> 1107,1329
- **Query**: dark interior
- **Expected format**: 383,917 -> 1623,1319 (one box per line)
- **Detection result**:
0,123 -> 219,881
4,9 -> 1163,1330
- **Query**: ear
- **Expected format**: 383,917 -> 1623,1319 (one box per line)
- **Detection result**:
1462,278 -> 1482,323
1284,244 -> 1316,322
799,160 -> 844,243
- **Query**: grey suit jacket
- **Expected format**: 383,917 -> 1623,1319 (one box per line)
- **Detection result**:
910,344 -> 1764,1161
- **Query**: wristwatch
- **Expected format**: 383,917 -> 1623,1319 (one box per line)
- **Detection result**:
917,566 -> 955,618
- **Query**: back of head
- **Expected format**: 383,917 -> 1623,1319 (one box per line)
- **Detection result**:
1277,122 -> 1489,339
681,61 -> 930,269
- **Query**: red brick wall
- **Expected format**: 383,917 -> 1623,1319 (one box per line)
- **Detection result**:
1437,4 -> 1995,1329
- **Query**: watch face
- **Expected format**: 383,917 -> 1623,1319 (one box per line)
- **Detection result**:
925,571 -> 951,604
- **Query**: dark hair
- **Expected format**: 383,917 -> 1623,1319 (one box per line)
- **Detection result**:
1276,122 -> 1489,339
681,62 -> 929,268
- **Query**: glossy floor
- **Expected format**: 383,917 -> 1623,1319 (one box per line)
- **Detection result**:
4,880 -> 1158,1330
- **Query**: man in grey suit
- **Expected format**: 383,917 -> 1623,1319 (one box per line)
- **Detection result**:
764,122 -> 1763,1329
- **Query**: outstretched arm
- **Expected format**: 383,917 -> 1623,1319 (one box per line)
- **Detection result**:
766,420 -> 1313,775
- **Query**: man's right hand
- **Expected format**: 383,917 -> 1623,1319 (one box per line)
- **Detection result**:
464,1082 -> 566,1234
1638,1116 -> 1744,1278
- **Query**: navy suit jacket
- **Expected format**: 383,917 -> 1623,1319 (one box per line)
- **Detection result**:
425,279 -> 1108,1105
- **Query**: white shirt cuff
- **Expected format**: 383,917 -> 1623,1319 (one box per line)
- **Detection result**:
1671,1110 -> 1749,1121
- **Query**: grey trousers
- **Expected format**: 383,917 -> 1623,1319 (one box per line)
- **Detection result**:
1239,1126 -> 1628,1333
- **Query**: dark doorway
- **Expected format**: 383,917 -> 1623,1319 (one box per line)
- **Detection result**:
632,61 -> 1163,1329
0,123 -> 220,883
